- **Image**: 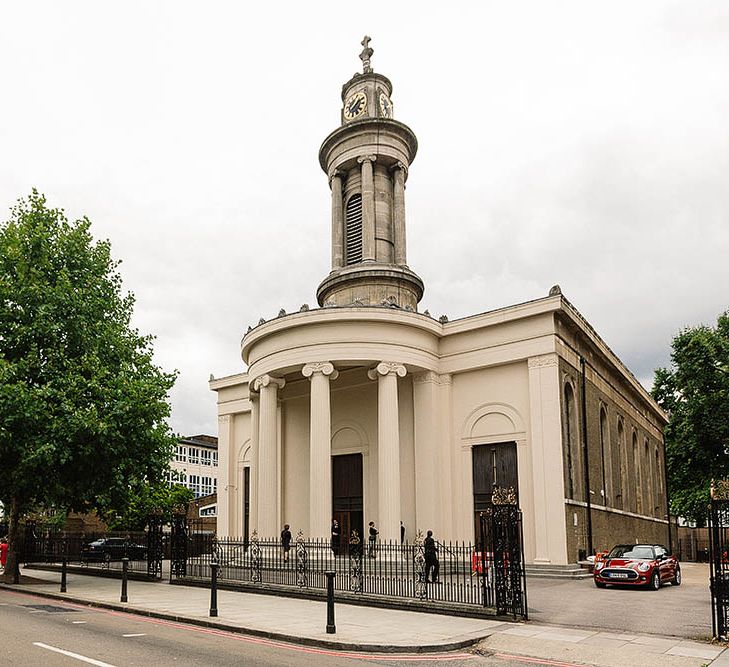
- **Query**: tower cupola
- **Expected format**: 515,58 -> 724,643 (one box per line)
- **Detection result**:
316,37 -> 424,310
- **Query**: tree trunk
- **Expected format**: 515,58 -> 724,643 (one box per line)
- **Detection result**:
1,497 -> 22,584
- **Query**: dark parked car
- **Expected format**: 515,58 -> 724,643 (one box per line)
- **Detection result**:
81,537 -> 147,563
593,544 -> 680,590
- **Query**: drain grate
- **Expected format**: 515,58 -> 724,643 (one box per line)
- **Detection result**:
23,604 -> 80,613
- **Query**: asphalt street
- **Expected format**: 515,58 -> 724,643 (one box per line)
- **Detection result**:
0,589 -> 579,667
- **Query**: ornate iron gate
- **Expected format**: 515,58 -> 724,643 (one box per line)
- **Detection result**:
479,485 -> 528,620
170,511 -> 188,579
709,482 -> 729,640
146,510 -> 165,579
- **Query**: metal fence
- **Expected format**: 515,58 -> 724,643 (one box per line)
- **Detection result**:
178,530 -> 492,608
709,496 -> 729,640
21,523 -> 164,579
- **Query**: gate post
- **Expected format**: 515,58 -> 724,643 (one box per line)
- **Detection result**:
170,508 -> 189,581
348,530 -> 363,594
295,530 -> 308,588
709,480 -> 729,640
147,508 -> 164,580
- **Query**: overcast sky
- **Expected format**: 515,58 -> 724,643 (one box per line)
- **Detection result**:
2,2 -> 727,437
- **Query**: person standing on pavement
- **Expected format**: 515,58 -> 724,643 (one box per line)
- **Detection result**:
330,519 -> 340,556
424,530 -> 440,583
368,521 -> 378,558
0,537 -> 7,573
280,524 -> 292,563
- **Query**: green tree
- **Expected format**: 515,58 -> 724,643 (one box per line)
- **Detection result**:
652,311 -> 729,525
104,482 -> 194,531
0,191 -> 177,582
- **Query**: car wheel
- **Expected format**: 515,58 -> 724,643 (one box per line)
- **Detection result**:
594,579 -> 607,588
671,566 -> 681,586
648,570 -> 660,591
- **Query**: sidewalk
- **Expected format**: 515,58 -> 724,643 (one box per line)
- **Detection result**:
2,568 -> 727,665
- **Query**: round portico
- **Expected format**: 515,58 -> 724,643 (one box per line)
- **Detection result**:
242,307 -> 444,542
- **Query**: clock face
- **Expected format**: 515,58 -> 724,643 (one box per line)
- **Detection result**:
379,92 -> 393,119
343,91 -> 367,120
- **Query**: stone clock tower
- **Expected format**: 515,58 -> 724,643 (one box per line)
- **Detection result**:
316,37 -> 424,310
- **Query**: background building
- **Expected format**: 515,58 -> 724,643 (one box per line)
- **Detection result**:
210,43 -> 668,564
170,435 -> 219,501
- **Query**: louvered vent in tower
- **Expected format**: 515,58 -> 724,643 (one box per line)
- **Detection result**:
345,194 -> 363,264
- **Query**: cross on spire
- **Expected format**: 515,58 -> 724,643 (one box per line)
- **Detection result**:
359,35 -> 373,73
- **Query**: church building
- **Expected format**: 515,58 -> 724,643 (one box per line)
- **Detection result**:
210,40 -> 670,566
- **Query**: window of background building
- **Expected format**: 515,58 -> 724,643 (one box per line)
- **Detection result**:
213,478 -> 217,493
176,446 -> 187,462
189,447 -> 199,464
201,449 -> 211,466
212,452 -> 218,466
202,477 -> 212,496
189,475 -> 200,497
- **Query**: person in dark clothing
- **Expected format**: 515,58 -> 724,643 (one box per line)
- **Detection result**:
330,519 -> 340,556
368,521 -> 378,558
280,524 -> 292,563
424,530 -> 440,583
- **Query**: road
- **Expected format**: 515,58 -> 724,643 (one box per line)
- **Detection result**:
0,589 -> 581,667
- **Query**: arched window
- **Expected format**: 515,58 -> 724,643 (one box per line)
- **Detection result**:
615,418 -> 625,510
632,431 -> 641,514
599,407 -> 609,505
345,194 -> 363,264
564,384 -> 579,499
645,439 -> 653,516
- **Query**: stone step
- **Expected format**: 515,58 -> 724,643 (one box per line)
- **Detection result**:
525,563 -> 593,580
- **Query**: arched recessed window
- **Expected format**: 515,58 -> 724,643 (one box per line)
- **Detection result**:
615,418 -> 625,510
564,384 -> 579,499
345,194 -> 363,264
599,407 -> 609,505
645,439 -> 653,516
632,431 -> 641,514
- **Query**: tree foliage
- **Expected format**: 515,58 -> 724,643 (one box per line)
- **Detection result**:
652,312 -> 729,524
0,191 -> 177,580
104,482 -> 194,531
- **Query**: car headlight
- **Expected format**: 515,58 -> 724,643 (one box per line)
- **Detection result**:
637,562 -> 650,572
595,562 -> 604,570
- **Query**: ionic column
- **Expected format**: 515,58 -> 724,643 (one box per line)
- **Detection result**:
368,361 -> 407,541
249,390 -> 260,536
392,162 -> 407,265
253,374 -> 286,538
303,362 -> 339,538
330,171 -> 344,270
358,155 -> 377,261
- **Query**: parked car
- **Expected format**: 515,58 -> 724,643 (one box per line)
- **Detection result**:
593,544 -> 680,590
81,537 -> 147,563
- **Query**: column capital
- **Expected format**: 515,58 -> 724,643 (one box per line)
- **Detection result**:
390,161 -> 408,179
413,371 -> 451,386
302,361 -> 339,381
357,154 -> 377,165
253,374 -> 286,391
328,169 -> 343,186
368,361 -> 407,380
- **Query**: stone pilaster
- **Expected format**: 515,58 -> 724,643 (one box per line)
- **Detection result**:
216,414 -> 232,537
253,374 -> 286,538
368,361 -> 406,541
392,162 -> 407,265
330,171 -> 344,270
527,354 -> 568,564
358,155 -> 377,261
302,362 -> 339,538
249,389 -> 260,536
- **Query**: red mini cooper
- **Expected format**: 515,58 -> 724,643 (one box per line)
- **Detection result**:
593,544 -> 681,590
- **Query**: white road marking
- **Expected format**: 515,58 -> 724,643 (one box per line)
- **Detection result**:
29,610 -> 46,613
72,620 -> 88,624
33,642 -> 117,667
122,633 -> 146,637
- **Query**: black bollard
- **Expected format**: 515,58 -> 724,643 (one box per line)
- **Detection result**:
325,570 -> 336,634
60,558 -> 67,593
120,558 -> 129,603
210,560 -> 219,617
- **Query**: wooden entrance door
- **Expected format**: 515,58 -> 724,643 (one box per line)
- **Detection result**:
332,453 -> 363,552
472,442 -> 518,537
